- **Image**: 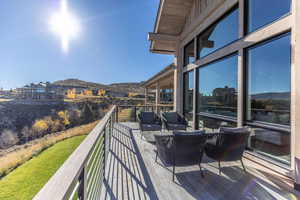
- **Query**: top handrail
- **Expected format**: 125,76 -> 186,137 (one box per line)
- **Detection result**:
33,106 -> 116,200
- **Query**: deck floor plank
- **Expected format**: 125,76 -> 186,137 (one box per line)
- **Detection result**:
100,123 -> 300,200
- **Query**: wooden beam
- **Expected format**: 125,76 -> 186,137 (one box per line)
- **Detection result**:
148,32 -> 179,42
291,0 -> 300,189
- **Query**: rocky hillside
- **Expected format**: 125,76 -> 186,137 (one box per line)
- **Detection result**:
53,79 -> 144,93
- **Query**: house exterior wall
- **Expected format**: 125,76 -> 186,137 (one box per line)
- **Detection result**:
169,0 -> 298,184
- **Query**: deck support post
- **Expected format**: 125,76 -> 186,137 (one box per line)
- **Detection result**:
156,83 -> 161,114
292,0 -> 300,191
144,88 -> 148,105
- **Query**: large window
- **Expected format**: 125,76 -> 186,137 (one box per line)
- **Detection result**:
247,0 -> 291,33
197,7 -> 238,58
183,71 -> 194,121
247,33 -> 291,126
184,40 -> 195,66
197,55 -> 238,117
246,33 -> 291,165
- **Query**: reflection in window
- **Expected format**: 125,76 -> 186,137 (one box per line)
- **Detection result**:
197,7 -> 238,58
197,55 -> 237,117
183,71 -> 194,121
248,126 -> 290,165
247,33 -> 291,126
198,115 -> 236,132
247,0 -> 291,33
184,40 -> 195,66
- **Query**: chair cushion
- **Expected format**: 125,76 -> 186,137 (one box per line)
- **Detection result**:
141,124 -> 161,131
220,127 -> 249,134
163,112 -> 178,123
140,112 -> 155,124
168,123 -> 186,131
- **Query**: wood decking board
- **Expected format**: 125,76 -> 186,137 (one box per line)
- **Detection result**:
100,123 -> 300,200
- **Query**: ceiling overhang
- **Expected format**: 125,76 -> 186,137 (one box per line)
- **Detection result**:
142,63 -> 175,89
148,0 -> 194,54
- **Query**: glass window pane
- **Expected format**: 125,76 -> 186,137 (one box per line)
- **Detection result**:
247,33 -> 291,126
184,40 -> 195,66
183,71 -> 194,121
248,126 -> 290,165
197,8 -> 238,58
197,55 -> 238,117
197,115 -> 236,132
247,0 -> 291,33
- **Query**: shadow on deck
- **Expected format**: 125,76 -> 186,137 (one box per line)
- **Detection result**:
100,123 -> 300,200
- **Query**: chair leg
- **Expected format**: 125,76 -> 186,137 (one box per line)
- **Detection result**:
240,159 -> 246,172
218,160 -> 221,175
172,154 -> 176,182
199,151 -> 204,178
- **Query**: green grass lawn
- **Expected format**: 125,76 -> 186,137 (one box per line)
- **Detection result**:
0,135 -> 86,200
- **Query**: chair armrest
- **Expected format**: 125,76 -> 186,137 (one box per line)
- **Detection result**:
178,113 -> 188,126
160,114 -> 169,129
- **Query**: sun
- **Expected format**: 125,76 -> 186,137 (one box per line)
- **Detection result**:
49,0 -> 80,53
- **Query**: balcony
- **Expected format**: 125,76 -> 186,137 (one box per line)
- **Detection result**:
34,106 -> 300,200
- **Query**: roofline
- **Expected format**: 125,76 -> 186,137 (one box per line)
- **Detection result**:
142,63 -> 175,88
150,0 -> 164,51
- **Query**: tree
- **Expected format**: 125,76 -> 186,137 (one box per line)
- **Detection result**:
58,111 -> 71,127
81,103 -> 94,124
32,119 -> 49,137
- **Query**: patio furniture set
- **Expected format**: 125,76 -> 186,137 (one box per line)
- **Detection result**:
138,111 -> 250,182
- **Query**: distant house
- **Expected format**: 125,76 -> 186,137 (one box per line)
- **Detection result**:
16,82 -> 74,100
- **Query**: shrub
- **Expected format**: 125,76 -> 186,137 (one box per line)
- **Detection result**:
32,120 -> 49,137
58,111 -> 70,127
0,130 -> 19,149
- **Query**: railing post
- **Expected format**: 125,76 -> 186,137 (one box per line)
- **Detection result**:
103,127 -> 106,176
83,165 -> 87,200
134,106 -> 137,122
116,106 -> 119,123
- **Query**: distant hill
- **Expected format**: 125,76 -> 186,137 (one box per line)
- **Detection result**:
53,79 -> 144,93
109,82 -> 144,93
251,92 -> 290,100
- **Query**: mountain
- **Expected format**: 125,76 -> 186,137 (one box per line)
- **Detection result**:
53,79 -> 107,89
53,79 -> 144,93
251,92 -> 290,100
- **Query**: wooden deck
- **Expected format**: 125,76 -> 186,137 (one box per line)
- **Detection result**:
100,123 -> 300,200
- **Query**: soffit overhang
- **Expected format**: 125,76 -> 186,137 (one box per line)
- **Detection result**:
148,0 -> 194,54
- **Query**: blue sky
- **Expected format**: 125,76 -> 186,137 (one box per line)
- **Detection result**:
0,0 -> 173,89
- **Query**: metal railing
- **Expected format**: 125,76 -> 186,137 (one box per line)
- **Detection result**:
34,106 -> 116,200
33,104 -> 173,200
116,104 -> 174,122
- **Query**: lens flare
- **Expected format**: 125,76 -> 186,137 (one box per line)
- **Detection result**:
49,0 -> 80,53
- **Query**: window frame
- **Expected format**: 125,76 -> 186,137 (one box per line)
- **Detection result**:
244,32 -> 292,129
196,4 -> 239,60
183,40 -> 196,67
196,52 -> 239,120
245,0 -> 291,34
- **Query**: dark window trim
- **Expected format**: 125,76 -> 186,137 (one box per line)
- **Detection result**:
245,0 -> 292,34
196,4 -> 239,60
244,151 -> 291,169
245,31 -> 292,128
246,31 -> 291,51
184,40 -> 196,67
183,71 -> 194,116
197,52 -> 238,70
